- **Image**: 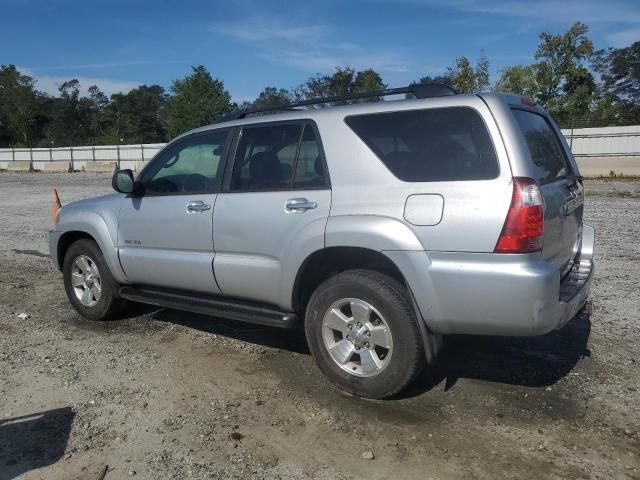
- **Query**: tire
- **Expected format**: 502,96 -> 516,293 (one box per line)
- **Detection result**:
305,269 -> 426,399
62,238 -> 125,321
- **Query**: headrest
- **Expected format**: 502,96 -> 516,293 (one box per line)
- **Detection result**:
249,151 -> 280,180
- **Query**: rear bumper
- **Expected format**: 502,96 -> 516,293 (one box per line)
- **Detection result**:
384,224 -> 595,336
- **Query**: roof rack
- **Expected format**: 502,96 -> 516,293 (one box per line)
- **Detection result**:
217,83 -> 457,123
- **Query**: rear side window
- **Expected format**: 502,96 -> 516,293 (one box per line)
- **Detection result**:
230,123 -> 326,191
345,107 -> 499,182
512,109 -> 572,183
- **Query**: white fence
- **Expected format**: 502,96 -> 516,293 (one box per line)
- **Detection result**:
1,125 -> 639,175
0,144 -> 165,171
561,125 -> 640,158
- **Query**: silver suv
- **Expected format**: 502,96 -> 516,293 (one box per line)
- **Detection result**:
49,85 -> 594,399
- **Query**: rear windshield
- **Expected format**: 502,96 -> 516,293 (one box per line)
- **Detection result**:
512,109 -> 573,183
345,107 -> 499,182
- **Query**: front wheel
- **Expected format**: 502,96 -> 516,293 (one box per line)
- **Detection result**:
63,239 -> 125,321
305,269 -> 427,399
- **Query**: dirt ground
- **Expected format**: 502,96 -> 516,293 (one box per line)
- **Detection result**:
0,172 -> 638,480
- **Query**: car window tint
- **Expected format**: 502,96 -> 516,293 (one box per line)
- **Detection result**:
293,126 -> 325,188
231,124 -> 303,190
345,107 -> 499,182
142,132 -> 227,194
512,109 -> 572,183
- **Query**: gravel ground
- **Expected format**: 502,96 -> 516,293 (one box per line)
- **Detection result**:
0,172 -> 638,480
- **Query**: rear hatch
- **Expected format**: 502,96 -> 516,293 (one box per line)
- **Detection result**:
511,108 -> 584,276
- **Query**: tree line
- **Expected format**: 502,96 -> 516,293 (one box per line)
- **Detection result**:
0,22 -> 638,148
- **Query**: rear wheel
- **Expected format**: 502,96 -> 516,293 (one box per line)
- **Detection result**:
305,269 -> 426,399
63,239 -> 125,321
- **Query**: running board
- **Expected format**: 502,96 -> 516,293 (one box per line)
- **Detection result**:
119,286 -> 298,328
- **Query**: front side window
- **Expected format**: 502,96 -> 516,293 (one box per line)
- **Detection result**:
142,131 -> 228,194
345,107 -> 499,182
230,123 -> 326,191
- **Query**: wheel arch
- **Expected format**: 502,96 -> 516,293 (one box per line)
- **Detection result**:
55,215 -> 128,284
291,246 -> 406,315
294,246 -> 443,370
57,231 -> 96,269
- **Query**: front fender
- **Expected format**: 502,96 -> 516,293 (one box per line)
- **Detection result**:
325,215 -> 424,251
55,210 -> 128,284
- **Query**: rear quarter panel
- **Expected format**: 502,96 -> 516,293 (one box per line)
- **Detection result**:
317,96 -> 514,253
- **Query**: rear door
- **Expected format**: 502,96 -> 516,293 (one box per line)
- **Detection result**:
212,121 -> 331,307
511,109 -> 583,275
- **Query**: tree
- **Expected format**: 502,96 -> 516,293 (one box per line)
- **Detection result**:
413,73 -> 454,85
414,56 -> 489,94
447,56 -> 490,93
593,41 -> 640,105
82,85 -> 109,144
495,65 -> 538,97
533,22 -> 595,115
165,65 -> 232,137
245,87 -> 292,110
588,41 -> 640,126
46,79 -> 85,146
104,85 -> 168,144
354,69 -> 386,97
296,67 -> 387,105
0,65 -> 44,146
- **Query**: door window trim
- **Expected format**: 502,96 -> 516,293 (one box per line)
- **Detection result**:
135,128 -> 233,197
221,119 -> 331,193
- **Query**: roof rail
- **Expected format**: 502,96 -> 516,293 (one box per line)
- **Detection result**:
216,83 -> 457,123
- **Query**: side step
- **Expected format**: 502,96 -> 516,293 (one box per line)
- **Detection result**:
119,286 -> 298,329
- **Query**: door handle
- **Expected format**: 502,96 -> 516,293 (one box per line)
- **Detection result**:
186,200 -> 211,213
285,198 -> 317,213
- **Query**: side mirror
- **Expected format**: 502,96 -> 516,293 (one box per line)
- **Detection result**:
112,169 -> 136,194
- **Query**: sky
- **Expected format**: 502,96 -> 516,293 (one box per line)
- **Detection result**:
2,0 -> 639,102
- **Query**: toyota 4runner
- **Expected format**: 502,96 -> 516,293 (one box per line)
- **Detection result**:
49,85 -> 594,399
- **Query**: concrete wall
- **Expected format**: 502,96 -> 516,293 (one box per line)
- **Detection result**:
576,156 -> 640,177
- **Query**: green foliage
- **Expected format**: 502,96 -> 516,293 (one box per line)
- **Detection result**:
0,65 -> 45,147
104,85 -> 168,144
165,65 -> 232,137
449,56 -> 490,93
592,41 -> 640,122
494,22 -> 621,126
533,22 -> 594,115
295,67 -> 387,105
244,87 -> 292,110
495,65 -> 538,98
414,56 -> 488,94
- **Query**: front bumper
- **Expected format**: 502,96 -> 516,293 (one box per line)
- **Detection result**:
384,224 -> 595,337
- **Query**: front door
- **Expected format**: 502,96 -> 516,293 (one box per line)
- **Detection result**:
213,122 -> 331,307
118,129 -> 230,294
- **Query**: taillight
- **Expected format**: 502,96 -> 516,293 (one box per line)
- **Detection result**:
495,177 -> 544,253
